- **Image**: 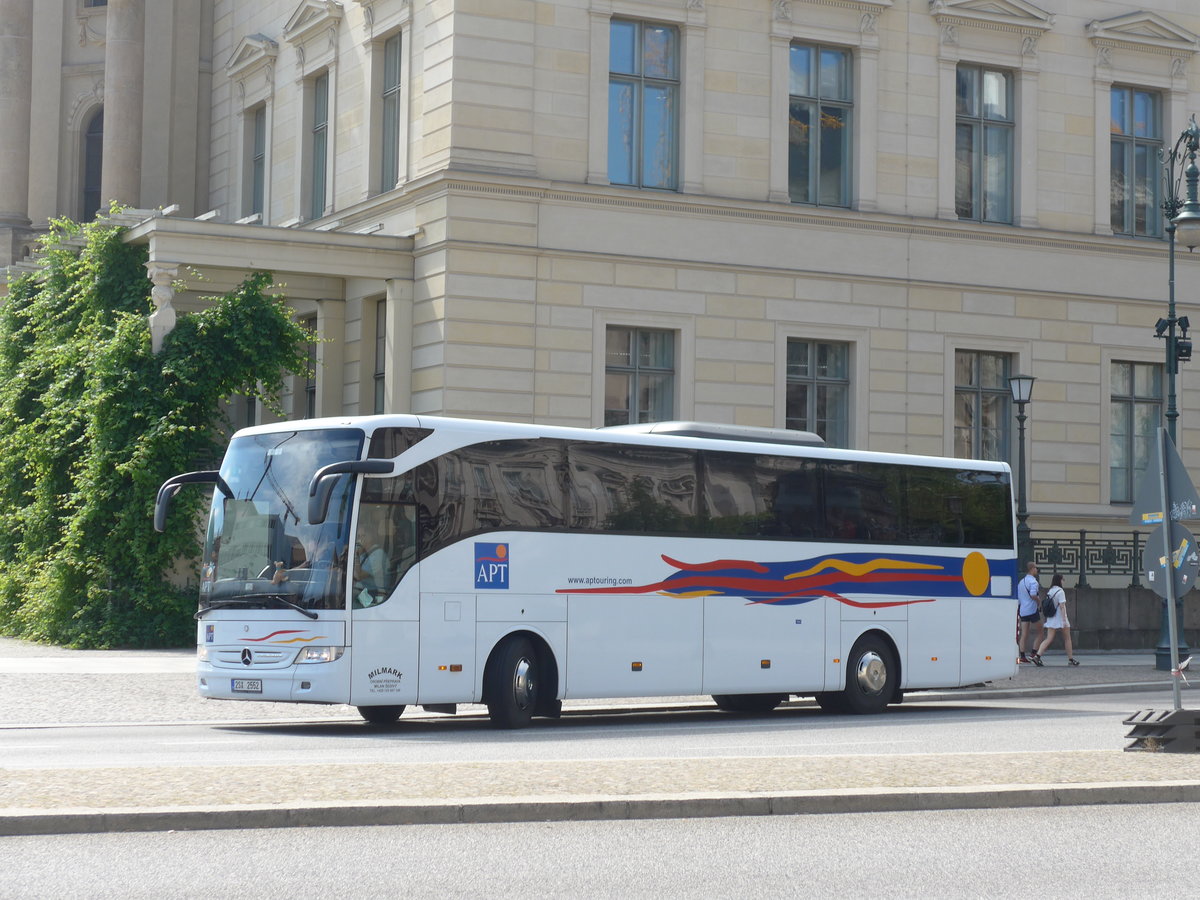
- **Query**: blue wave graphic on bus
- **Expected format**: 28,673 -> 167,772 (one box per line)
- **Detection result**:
559,551 -> 1008,607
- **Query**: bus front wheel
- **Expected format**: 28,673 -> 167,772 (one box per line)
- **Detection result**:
832,634 -> 896,715
357,704 -> 405,724
485,636 -> 539,729
712,693 -> 786,713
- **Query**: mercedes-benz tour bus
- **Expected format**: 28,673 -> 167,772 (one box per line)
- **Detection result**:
155,415 -> 1017,728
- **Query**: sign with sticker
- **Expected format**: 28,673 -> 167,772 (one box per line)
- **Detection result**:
475,542 -> 509,589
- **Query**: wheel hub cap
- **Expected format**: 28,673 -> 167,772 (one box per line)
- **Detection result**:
855,651 -> 887,694
513,656 -> 535,710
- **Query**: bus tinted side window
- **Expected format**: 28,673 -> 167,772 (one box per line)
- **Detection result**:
568,442 -> 697,533
701,451 -> 821,538
822,462 -> 902,543
906,467 -> 1011,547
416,439 -> 566,557
359,461 -> 421,595
367,427 -> 433,459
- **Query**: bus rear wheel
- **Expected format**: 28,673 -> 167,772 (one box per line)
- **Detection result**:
485,636 -> 539,729
712,693 -> 786,713
831,634 -> 896,715
357,704 -> 405,724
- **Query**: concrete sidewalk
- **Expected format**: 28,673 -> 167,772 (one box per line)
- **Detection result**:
2,636 -> 1198,835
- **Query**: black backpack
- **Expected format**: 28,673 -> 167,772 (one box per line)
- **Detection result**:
1041,593 -> 1057,620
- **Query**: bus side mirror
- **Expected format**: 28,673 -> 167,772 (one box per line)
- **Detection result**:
154,471 -> 232,533
308,459 -> 394,525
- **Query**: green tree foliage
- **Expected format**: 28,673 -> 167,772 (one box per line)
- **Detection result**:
0,218 -> 311,647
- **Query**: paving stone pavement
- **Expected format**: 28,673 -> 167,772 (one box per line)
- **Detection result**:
2,635 -> 1199,834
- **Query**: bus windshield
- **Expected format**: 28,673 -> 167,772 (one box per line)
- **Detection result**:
199,428 -> 364,614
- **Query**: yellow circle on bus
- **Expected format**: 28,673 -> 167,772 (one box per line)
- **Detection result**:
962,552 -> 990,596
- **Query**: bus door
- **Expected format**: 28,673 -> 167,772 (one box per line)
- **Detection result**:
348,498 -> 420,707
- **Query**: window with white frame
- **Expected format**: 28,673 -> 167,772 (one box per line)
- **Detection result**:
1110,86 -> 1162,238
310,72 -> 329,221
785,339 -> 850,447
608,19 -> 679,190
955,64 -> 1013,224
605,326 -> 675,425
381,33 -> 402,192
1110,361 -> 1162,503
248,105 -> 267,218
954,350 -> 1012,461
788,43 -> 852,207
373,299 -> 387,415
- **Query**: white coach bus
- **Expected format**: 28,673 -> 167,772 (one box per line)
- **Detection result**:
155,415 -> 1017,728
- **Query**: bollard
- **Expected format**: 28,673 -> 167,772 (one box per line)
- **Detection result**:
1123,708 -> 1200,752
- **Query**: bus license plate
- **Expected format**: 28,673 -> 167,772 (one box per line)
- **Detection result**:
231,678 -> 263,693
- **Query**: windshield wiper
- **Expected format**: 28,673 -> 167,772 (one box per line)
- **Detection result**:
195,596 -> 319,620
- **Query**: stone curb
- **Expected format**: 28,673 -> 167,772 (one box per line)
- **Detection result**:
4,781 -> 1200,837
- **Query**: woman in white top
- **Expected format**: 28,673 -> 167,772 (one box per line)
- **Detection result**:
1032,573 -> 1079,666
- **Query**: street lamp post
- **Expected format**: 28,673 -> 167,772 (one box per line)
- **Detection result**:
1008,374 -> 1035,568
1153,117 -> 1200,671
1158,117 -> 1200,442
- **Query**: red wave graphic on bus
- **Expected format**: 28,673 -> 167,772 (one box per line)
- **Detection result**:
557,552 -> 1005,607
238,630 -> 328,643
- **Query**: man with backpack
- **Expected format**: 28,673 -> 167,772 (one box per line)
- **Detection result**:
1016,561 -> 1041,663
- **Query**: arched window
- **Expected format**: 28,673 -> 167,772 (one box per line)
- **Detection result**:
82,108 -> 103,220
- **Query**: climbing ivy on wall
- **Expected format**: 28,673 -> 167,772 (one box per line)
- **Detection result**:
0,217 -> 311,648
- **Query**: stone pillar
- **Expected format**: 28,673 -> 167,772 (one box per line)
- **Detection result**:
101,0 -> 145,209
0,0 -> 34,227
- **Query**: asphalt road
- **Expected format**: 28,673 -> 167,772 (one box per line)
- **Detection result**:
0,689 -> 1172,770
5,803 -> 1197,899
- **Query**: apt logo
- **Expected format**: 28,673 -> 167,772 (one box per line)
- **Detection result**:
475,542 -> 509,589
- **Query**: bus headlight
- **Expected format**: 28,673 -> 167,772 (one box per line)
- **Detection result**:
197,645 -> 210,662
295,646 -> 345,664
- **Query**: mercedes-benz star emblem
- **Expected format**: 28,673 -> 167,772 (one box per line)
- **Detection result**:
241,648 -> 253,666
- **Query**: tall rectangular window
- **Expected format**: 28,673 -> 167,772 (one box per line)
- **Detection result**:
1111,86 -> 1162,237
605,326 -> 675,425
954,350 -> 1011,461
786,340 -> 850,447
788,43 -> 852,207
381,33 -> 402,192
81,109 -> 103,221
310,72 -> 329,221
1111,361 -> 1162,503
250,105 -> 266,218
956,65 -> 1013,223
608,19 -> 679,190
373,299 -> 387,415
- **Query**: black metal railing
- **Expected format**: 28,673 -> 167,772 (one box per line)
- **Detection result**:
1030,529 -> 1146,588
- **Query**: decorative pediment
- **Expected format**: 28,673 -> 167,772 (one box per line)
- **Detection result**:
225,34 -> 278,80
929,0 -> 1054,35
352,0 -> 410,42
284,0 -> 344,47
1086,12 -> 1198,57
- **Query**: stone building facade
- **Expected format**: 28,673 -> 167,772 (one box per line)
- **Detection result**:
5,0 -> 1200,549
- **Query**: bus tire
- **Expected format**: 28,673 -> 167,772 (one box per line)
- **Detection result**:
485,636 -> 539,729
357,704 -> 405,724
839,634 -> 896,715
712,693 -> 785,713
